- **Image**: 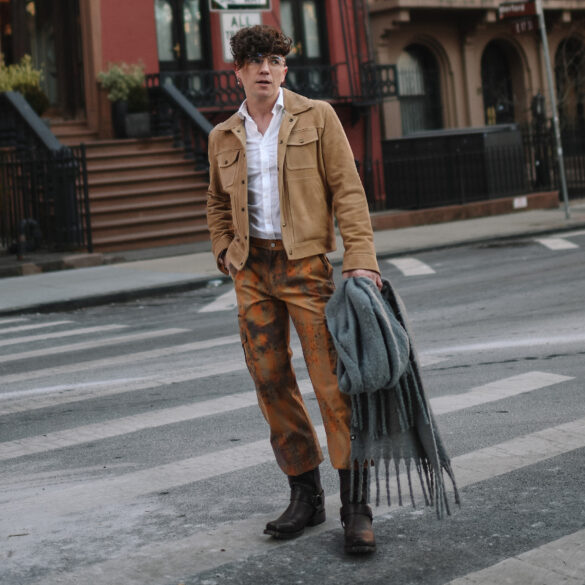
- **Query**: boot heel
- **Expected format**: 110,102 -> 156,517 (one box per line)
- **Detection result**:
308,508 -> 326,526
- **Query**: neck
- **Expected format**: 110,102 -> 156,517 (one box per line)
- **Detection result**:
246,91 -> 280,120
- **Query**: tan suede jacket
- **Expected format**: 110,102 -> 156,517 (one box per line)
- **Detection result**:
206,89 -> 379,274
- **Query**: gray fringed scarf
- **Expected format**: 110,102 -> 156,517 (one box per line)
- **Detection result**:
325,277 -> 460,518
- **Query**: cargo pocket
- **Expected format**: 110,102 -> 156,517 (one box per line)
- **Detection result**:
217,149 -> 240,190
285,127 -> 319,170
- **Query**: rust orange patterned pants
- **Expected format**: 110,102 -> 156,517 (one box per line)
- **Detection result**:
232,237 -> 352,476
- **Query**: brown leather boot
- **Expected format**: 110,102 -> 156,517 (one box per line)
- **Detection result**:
339,469 -> 376,554
264,467 -> 326,540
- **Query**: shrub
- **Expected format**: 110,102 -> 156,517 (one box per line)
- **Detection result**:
97,62 -> 147,107
0,54 -> 50,115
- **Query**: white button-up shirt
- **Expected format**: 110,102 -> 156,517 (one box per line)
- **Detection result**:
237,88 -> 285,240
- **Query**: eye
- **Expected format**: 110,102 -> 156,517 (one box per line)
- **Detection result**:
248,56 -> 263,65
269,57 -> 283,66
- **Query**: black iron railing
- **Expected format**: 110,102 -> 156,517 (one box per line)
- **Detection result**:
147,77 -> 214,169
359,63 -> 399,103
380,122 -> 585,212
146,62 -> 392,112
0,91 -> 91,255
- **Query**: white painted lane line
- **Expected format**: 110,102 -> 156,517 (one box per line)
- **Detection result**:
431,372 -> 573,415
0,328 -> 188,364
0,380 -> 312,461
0,320 -> 73,335
424,332 -> 585,355
0,324 -> 128,349
446,529 -> 585,585
0,318 -> 28,326
14,416 -> 585,585
0,334 -> 241,385
0,370 -> 573,466
0,351 -> 440,414
535,237 -> 579,250
198,287 -> 237,313
387,257 -> 436,276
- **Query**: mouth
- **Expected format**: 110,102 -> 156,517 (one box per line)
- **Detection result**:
256,80 -> 271,85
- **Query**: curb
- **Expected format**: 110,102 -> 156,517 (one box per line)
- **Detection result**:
3,219 -> 584,317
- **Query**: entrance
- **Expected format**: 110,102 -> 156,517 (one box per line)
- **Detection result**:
280,0 -> 329,95
3,0 -> 85,118
155,0 -> 210,71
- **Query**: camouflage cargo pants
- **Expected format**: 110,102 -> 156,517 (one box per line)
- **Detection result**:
232,237 -> 351,476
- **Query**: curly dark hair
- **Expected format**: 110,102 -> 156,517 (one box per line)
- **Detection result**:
230,25 -> 292,68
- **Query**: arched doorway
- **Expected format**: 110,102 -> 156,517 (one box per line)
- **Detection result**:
397,44 -> 442,136
481,39 -> 527,126
481,41 -> 515,125
555,37 -> 585,129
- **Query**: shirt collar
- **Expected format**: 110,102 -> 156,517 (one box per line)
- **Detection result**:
237,87 -> 284,122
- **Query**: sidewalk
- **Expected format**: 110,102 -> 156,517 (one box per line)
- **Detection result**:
1,202 -> 584,316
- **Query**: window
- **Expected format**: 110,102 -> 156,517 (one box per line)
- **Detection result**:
398,45 -> 442,135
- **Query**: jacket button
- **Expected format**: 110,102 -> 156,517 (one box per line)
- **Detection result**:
280,140 -> 283,144
289,118 -> 293,122
241,180 -> 245,184
282,222 -> 286,227
241,207 -> 245,211
299,139 -> 304,143
224,160 -> 228,163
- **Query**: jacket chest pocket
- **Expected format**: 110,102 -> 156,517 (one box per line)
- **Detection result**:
285,127 -> 319,170
217,149 -> 240,190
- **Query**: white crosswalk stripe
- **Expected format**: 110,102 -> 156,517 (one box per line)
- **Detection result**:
198,287 -> 237,312
535,237 -> 579,250
0,317 -> 28,326
0,328 -> 188,364
387,257 -> 436,276
0,333 -> 241,385
0,323 -> 127,349
0,371 -> 572,462
0,320 -> 73,334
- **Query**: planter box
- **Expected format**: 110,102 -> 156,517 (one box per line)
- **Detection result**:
125,112 -> 151,138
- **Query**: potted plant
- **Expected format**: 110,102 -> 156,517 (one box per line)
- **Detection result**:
97,62 -> 150,138
0,54 -> 50,116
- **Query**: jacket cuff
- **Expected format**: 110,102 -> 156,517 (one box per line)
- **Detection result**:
341,253 -> 380,274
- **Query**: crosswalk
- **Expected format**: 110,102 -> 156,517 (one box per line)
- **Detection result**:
385,230 -> 584,277
1,314 -> 584,585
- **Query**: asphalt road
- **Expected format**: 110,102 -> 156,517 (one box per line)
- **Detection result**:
1,229 -> 585,585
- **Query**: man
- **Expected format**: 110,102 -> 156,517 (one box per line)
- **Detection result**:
206,24 -> 381,554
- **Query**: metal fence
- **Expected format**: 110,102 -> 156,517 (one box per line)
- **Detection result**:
0,91 -> 91,255
0,145 -> 91,254
380,123 -> 585,211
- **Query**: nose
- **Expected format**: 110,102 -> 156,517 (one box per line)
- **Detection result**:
259,58 -> 270,73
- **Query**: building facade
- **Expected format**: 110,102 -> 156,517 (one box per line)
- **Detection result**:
1,0 -> 386,198
368,0 -> 585,138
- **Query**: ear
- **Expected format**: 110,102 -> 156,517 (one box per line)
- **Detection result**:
281,66 -> 288,84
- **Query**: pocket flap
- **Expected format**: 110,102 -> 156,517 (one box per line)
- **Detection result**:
218,149 -> 240,167
287,127 -> 318,146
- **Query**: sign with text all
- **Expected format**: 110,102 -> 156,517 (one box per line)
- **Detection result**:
211,0 -> 270,11
221,12 -> 262,62
499,0 -> 536,19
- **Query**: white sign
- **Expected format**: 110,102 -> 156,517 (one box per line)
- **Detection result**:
221,12 -> 262,62
211,0 -> 270,11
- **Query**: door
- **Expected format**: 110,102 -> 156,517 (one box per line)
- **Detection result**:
155,0 -> 210,72
280,0 -> 329,96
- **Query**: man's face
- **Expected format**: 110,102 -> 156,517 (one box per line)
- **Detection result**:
236,54 -> 288,104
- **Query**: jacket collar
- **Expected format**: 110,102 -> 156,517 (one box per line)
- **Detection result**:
215,88 -> 313,133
